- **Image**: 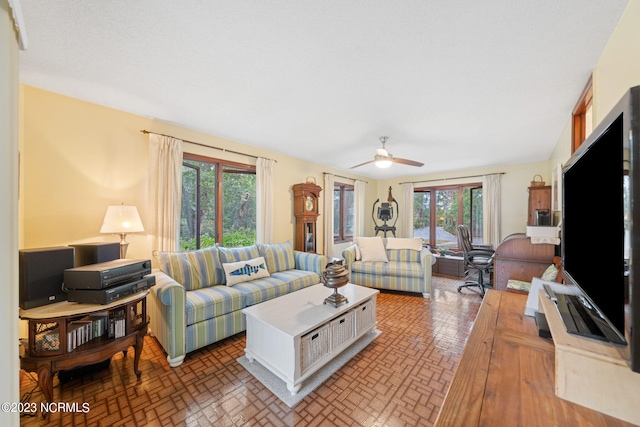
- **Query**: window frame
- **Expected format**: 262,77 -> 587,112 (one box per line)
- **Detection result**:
334,182 -> 354,243
572,75 -> 593,154
413,182 -> 483,250
182,153 -> 256,249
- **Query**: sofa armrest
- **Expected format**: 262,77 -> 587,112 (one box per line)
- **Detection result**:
342,245 -> 357,267
420,249 -> 435,298
153,270 -> 186,305
420,248 -> 436,266
342,245 -> 358,280
294,250 -> 328,275
148,270 -> 187,367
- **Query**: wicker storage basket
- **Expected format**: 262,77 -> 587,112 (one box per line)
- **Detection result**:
331,311 -> 355,350
355,299 -> 376,335
530,174 -> 545,187
301,324 -> 331,371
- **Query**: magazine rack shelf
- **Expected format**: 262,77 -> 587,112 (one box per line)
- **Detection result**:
19,291 -> 149,413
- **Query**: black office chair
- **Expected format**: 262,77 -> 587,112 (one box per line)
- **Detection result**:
456,225 -> 495,297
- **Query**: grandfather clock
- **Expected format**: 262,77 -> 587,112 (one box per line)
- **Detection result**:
293,182 -> 322,253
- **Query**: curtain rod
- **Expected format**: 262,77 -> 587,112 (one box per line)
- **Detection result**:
140,130 -> 276,162
323,172 -> 368,184
400,172 -> 505,185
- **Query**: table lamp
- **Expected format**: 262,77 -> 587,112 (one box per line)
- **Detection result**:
100,205 -> 145,258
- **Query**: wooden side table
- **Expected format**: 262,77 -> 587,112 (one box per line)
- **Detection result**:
19,291 -> 149,415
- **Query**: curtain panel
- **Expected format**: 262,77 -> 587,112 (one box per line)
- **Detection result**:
483,173 -> 502,248
256,157 -> 275,244
148,134 -> 183,253
400,183 -> 414,238
353,180 -> 366,239
323,174 -> 335,258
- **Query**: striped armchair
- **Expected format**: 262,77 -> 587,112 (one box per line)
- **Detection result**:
342,238 -> 435,298
148,241 -> 326,367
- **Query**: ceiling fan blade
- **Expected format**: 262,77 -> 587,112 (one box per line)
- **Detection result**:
393,158 -> 424,167
350,159 -> 376,169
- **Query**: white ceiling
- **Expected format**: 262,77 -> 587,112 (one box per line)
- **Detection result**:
17,1 -> 629,179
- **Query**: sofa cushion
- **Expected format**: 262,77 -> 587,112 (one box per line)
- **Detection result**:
232,276 -> 290,306
222,256 -> 270,286
350,260 -> 422,279
219,245 -> 261,263
386,261 -> 423,279
157,246 -> 224,291
184,285 -> 245,326
258,240 -> 295,273
271,269 -> 321,292
356,237 -> 388,262
350,260 -> 388,276
387,248 -> 422,263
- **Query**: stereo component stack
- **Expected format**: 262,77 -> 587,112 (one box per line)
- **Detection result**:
63,259 -> 155,304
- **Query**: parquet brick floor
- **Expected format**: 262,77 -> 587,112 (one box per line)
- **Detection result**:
19,275 -> 483,426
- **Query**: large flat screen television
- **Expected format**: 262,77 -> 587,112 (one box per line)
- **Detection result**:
561,85 -> 640,373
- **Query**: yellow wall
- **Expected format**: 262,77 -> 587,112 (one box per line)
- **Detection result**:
21,85 -> 379,259
549,0 -> 640,169
22,84 -> 551,260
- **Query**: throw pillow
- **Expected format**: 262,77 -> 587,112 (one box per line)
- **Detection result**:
541,263 -> 559,282
385,237 -> 423,251
218,245 -> 261,263
258,240 -> 295,273
356,237 -> 388,262
223,256 -> 270,286
157,246 -> 223,291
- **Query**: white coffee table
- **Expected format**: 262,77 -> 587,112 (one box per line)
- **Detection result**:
242,283 -> 379,395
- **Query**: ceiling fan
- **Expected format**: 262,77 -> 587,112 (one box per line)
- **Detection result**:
350,136 -> 424,169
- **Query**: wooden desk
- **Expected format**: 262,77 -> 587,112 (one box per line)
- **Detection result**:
435,291 -> 634,426
493,234 -> 555,291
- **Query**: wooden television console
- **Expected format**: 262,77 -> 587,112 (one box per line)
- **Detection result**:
538,291 -> 640,425
435,290 -> 638,426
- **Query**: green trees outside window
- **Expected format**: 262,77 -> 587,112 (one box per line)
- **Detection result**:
181,155 -> 256,250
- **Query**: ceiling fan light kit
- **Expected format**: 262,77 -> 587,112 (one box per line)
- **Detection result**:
351,136 -> 424,170
374,156 -> 393,168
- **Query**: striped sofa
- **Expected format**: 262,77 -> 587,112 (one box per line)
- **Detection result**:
148,241 -> 327,367
342,238 -> 435,298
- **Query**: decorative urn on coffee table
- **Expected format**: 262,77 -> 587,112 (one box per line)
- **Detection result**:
320,260 -> 349,307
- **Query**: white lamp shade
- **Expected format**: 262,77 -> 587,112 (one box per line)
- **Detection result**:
100,205 -> 145,233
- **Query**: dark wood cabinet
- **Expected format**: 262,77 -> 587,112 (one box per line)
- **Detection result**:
293,182 -> 322,253
19,292 -> 149,414
528,185 -> 552,225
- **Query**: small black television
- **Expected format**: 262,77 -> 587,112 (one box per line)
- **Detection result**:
561,85 -> 640,373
